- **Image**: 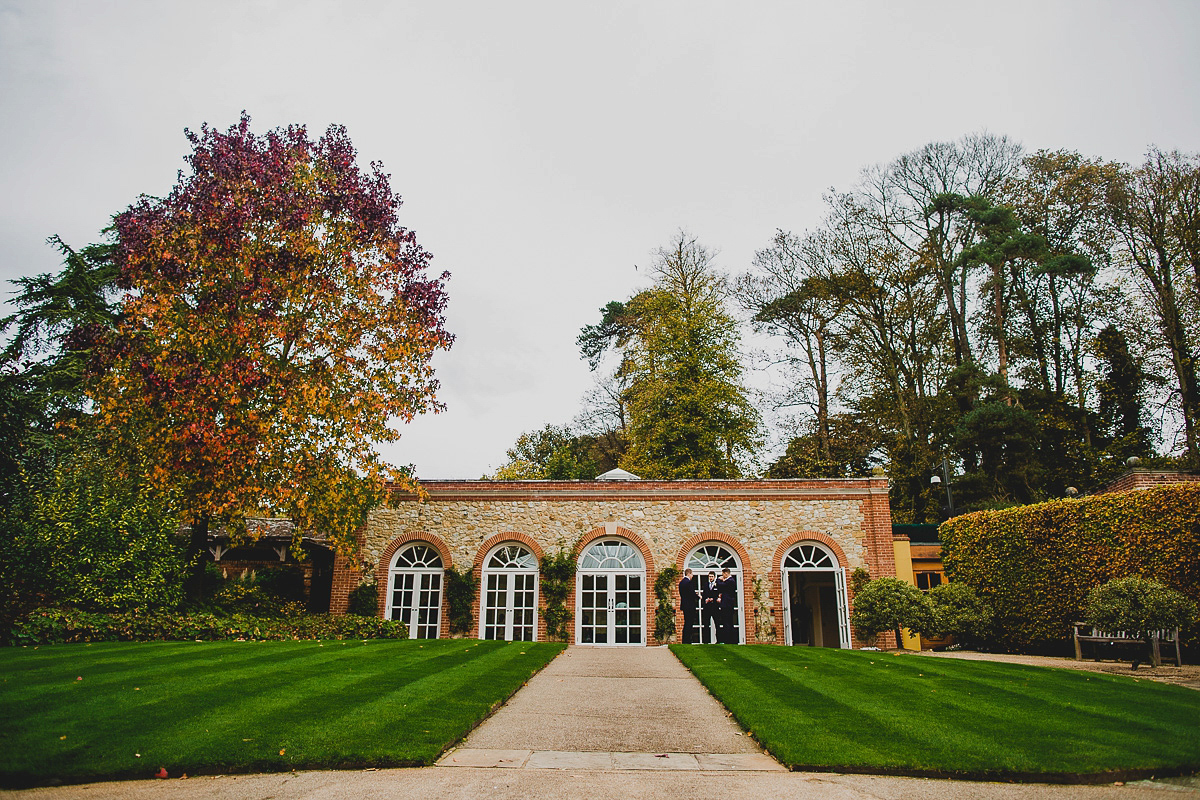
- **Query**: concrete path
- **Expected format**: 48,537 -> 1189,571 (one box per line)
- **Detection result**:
6,767 -> 1196,799
440,644 -> 781,771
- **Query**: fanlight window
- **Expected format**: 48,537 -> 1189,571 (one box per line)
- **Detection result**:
487,544 -> 538,570
579,539 -> 644,570
687,544 -> 739,571
782,542 -> 836,569
392,543 -> 443,569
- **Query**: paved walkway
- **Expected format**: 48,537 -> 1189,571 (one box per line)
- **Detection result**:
913,649 -> 1200,691
438,644 -> 782,772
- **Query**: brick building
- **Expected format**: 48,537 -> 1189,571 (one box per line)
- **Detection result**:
329,473 -> 899,648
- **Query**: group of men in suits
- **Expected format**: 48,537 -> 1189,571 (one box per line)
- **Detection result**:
678,567 -> 739,644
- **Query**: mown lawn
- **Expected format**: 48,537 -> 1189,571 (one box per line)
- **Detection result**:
0,638 -> 564,787
672,644 -> 1200,779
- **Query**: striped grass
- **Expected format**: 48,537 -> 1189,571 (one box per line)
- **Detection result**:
0,638 -> 564,787
671,644 -> 1200,779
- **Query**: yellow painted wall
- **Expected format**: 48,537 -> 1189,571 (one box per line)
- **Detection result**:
892,538 -> 921,650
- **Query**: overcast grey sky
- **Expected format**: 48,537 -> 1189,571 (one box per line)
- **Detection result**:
2,1 -> 1198,478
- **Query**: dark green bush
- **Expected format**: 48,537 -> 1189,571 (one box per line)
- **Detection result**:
540,550 -> 574,641
444,567 -> 478,635
5,607 -> 406,645
917,582 -> 993,644
1085,575 -> 1196,665
941,484 -> 1200,651
0,448 -> 187,622
850,577 -> 930,646
347,580 -> 379,616
653,565 -> 680,643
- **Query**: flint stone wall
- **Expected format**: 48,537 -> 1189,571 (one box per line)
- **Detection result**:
364,492 -> 870,578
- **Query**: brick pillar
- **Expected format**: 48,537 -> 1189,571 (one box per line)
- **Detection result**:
860,479 -> 896,579
855,477 -> 897,649
328,532 -> 366,616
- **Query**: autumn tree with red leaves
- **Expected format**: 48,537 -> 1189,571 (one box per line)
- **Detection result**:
91,114 -> 452,597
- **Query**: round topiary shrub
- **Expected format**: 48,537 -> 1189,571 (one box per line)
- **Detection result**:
850,577 -> 931,647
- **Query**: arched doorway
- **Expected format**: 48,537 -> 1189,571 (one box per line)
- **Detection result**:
480,542 -> 539,641
781,542 -> 852,648
386,542 -> 444,639
684,542 -> 744,644
576,538 -> 645,645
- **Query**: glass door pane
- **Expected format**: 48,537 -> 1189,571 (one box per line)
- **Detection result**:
835,568 -> 851,649
415,572 -> 441,639
579,573 -> 608,644
613,574 -> 642,644
483,573 -> 508,640
391,572 -> 415,633
512,572 -> 537,641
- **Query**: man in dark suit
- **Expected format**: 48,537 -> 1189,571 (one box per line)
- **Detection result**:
716,567 -> 739,643
678,568 -> 699,644
701,571 -> 720,643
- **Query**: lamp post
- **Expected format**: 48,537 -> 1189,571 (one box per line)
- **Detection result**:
929,457 -> 955,518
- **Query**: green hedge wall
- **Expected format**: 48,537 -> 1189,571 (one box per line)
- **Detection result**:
940,484 -> 1200,651
4,608 -> 408,646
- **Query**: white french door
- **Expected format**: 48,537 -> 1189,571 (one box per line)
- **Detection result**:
577,572 -> 644,645
834,568 -> 852,648
389,570 -> 443,639
482,571 -> 538,641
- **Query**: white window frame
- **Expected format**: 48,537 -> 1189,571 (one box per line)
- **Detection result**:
575,538 -> 647,646
479,543 -> 540,642
386,542 -> 444,639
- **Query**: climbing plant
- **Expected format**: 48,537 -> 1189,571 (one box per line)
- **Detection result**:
653,565 -> 680,643
752,576 -> 775,642
540,549 -> 575,641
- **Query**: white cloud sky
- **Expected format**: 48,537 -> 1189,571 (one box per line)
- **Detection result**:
2,0 -> 1197,477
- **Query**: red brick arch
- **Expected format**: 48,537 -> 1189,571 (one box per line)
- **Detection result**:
674,532 -> 756,643
374,532 -> 454,624
574,526 -> 656,575
572,526 -> 657,646
472,532 -> 547,576
770,531 -> 851,572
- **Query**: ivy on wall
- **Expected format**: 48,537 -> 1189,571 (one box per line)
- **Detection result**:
653,566 -> 680,643
751,576 -> 775,642
540,550 -> 574,641
940,484 -> 1200,651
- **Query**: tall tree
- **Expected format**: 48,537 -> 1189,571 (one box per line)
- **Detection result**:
91,114 -> 453,595
737,230 -> 841,468
1108,148 -> 1200,464
579,231 -> 760,478
1,241 -> 188,619
859,133 -> 1023,367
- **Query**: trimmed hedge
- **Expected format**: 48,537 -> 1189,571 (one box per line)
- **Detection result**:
4,607 -> 407,646
940,484 -> 1200,651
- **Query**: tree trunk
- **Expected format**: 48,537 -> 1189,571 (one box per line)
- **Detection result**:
185,513 -> 211,602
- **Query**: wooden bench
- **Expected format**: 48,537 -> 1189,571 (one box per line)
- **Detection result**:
1073,623 -> 1183,666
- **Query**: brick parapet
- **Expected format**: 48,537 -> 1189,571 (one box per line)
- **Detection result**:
1101,470 -> 1200,494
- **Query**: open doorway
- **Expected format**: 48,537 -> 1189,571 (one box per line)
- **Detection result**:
780,541 -> 852,648
784,572 -> 840,647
